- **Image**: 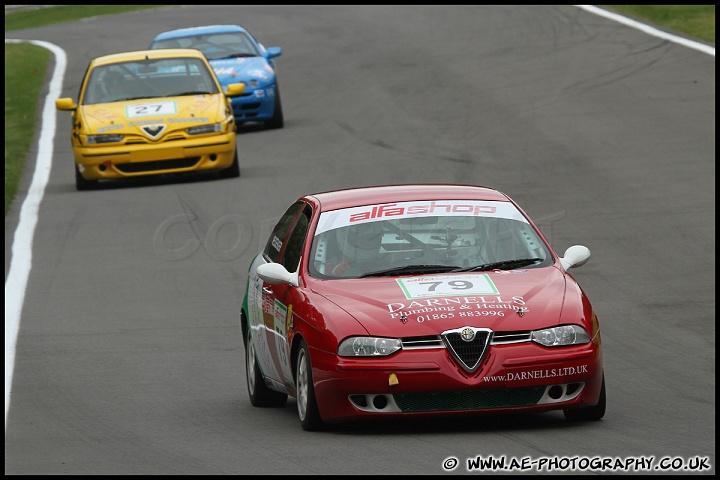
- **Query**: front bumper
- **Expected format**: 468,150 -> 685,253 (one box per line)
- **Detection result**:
73,132 -> 237,180
310,339 -> 603,424
229,85 -> 277,123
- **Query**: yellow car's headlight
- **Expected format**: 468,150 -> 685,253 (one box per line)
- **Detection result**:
86,134 -> 123,144
186,123 -> 222,135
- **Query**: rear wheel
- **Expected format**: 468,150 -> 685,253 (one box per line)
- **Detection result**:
264,85 -> 284,130
219,150 -> 240,178
246,332 -> 287,407
296,339 -> 324,431
75,165 -> 97,191
564,373 -> 606,421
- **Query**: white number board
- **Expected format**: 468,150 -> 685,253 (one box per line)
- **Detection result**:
126,101 -> 177,118
397,274 -> 499,299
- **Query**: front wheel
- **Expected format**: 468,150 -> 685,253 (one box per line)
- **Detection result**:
246,332 -> 287,407
219,150 -> 240,179
75,165 -> 97,191
564,373 -> 606,421
264,85 -> 284,130
296,339 -> 324,431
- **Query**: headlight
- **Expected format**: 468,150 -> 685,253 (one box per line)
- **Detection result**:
224,82 -> 248,95
86,134 -> 123,144
338,336 -> 402,357
531,325 -> 590,347
186,123 -> 222,135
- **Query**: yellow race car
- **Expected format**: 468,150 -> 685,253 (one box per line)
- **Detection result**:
56,48 -> 244,190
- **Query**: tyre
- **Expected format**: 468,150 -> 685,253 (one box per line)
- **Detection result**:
219,150 -> 240,179
564,373 -> 606,421
75,165 -> 97,191
245,332 -> 287,407
264,85 -> 284,130
296,339 -> 324,431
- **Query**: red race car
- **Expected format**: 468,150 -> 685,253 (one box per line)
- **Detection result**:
241,184 -> 605,430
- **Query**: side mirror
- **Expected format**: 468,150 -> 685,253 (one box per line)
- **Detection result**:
560,245 -> 591,270
257,262 -> 299,287
55,98 -> 77,111
265,46 -> 282,59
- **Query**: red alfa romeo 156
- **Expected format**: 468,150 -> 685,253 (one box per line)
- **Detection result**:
241,184 -> 605,430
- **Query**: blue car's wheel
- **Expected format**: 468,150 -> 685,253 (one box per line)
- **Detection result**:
265,85 -> 284,130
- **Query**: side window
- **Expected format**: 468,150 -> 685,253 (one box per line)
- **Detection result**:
280,206 -> 311,273
264,202 -> 303,263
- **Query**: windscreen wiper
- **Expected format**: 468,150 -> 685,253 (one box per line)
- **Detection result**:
358,264 -> 459,278
170,91 -> 213,96
117,95 -> 161,101
452,258 -> 544,272
216,53 -> 257,59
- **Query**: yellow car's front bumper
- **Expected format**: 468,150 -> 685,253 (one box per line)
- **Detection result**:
73,132 -> 237,180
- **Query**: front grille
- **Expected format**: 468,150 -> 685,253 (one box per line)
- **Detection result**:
124,134 -> 186,145
401,330 -> 533,373
492,331 -> 532,344
394,386 -> 546,412
402,331 -> 532,348
442,327 -> 492,373
401,335 -> 445,349
116,157 -> 200,173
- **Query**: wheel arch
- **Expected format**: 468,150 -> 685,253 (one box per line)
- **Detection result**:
289,331 -> 306,386
240,307 -> 249,347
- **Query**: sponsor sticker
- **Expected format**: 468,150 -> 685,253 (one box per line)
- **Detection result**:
315,200 -> 526,235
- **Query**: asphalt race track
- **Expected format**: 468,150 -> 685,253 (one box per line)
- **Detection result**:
4,6 -> 715,475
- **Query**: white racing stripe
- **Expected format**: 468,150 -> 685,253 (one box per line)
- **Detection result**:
4,39 -> 66,427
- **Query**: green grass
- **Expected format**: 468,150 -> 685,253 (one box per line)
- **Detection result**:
5,5 -> 164,214
4,5 -> 165,31
4,43 -> 51,215
4,5 -> 716,215
604,5 -> 715,44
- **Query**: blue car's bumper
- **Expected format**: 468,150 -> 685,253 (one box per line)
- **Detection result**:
229,84 -> 278,124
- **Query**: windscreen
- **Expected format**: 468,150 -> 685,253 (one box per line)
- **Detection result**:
83,57 -> 219,105
309,200 -> 552,279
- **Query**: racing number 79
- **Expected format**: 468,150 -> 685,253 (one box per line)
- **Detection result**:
420,280 -> 473,292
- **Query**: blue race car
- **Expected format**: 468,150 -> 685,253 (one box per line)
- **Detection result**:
149,24 -> 283,129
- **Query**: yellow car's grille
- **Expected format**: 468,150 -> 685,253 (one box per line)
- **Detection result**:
115,157 -> 200,173
124,134 -> 186,145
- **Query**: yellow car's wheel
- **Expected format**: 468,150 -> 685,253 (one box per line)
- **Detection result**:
75,165 -> 97,191
219,151 -> 240,179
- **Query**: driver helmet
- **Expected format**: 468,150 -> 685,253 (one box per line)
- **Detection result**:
336,222 -> 384,260
102,70 -> 125,96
